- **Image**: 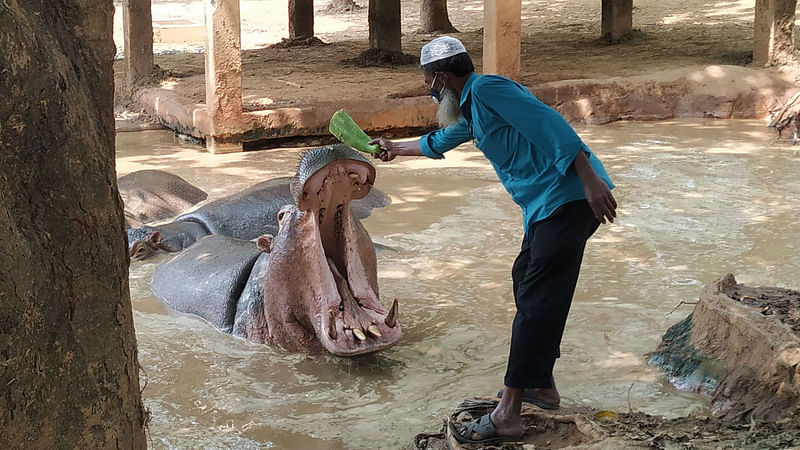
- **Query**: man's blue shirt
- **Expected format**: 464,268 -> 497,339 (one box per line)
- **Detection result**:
419,72 -> 614,233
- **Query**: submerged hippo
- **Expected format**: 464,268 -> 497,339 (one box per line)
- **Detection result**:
151,144 -> 401,356
128,175 -> 390,260
119,169 -> 208,228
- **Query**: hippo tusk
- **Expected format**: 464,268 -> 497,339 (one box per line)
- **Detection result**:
328,310 -> 337,340
367,324 -> 382,339
353,328 -> 367,341
385,298 -> 398,328
348,173 -> 359,179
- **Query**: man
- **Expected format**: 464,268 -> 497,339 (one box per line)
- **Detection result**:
369,36 -> 617,444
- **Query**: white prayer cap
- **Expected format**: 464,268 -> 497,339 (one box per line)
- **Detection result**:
420,36 -> 468,66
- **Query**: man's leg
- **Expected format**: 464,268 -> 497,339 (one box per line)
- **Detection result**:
491,201 -> 598,434
455,201 -> 598,441
455,232 -> 534,441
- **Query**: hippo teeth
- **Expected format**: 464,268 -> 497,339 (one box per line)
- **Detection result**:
353,328 -> 367,341
385,298 -> 398,328
328,310 -> 337,340
367,324 -> 382,338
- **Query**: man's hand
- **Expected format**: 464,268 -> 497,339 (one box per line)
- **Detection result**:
369,137 -> 397,162
583,175 -> 617,224
572,151 -> 617,224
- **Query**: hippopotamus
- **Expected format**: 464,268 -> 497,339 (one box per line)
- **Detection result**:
127,175 -> 390,260
150,144 -> 401,356
119,169 -> 208,229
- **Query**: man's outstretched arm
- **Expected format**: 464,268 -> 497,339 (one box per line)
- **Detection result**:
368,138 -> 423,161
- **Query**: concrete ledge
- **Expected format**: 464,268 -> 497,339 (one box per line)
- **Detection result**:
241,97 -> 439,141
536,65 -> 799,124
132,65 -> 799,146
134,87 -> 438,144
134,88 -> 212,138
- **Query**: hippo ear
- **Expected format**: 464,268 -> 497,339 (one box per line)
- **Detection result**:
256,234 -> 274,253
148,231 -> 162,247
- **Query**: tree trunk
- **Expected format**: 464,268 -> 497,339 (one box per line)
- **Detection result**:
601,0 -> 633,41
0,1 -> 147,448
369,0 -> 402,53
419,0 -> 458,33
289,0 -> 315,39
122,0 -> 154,89
328,0 -> 360,11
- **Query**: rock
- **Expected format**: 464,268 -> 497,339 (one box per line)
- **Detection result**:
651,273 -> 800,421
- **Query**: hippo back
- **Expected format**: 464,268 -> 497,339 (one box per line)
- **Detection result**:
176,178 -> 294,240
151,234 -> 263,333
176,177 -> 390,241
119,170 -> 207,228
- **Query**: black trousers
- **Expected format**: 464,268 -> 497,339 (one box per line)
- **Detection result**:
504,199 -> 600,388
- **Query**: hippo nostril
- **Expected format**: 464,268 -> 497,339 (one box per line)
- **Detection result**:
131,242 -> 147,260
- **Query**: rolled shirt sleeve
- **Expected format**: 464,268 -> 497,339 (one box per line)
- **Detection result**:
419,118 -> 472,159
472,77 -> 588,176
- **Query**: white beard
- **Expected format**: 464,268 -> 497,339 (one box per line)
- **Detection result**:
437,88 -> 462,128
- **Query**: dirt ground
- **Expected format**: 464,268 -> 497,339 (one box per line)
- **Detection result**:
730,285 -> 800,334
113,0 -> 796,111
415,398 -> 800,449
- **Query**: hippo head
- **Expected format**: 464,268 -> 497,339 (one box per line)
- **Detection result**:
244,144 -> 401,356
128,226 -> 160,260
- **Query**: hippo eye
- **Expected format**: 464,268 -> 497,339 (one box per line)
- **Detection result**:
277,211 -> 286,222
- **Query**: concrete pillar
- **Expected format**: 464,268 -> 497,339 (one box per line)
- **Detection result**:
203,0 -> 243,153
122,0 -> 154,86
483,0 -> 521,80
754,0 -> 798,66
289,0 -> 315,39
601,0 -> 633,41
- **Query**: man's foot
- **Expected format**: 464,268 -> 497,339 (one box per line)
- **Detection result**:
497,386 -> 560,410
449,413 -> 523,444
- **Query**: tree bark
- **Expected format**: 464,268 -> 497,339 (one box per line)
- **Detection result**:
369,0 -> 402,53
0,1 -> 147,448
419,0 -> 458,33
289,0 -> 315,39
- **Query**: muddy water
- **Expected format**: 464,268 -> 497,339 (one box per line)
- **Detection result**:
116,119 -> 800,449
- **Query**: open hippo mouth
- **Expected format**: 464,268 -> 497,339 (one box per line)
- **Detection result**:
279,145 -> 401,356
